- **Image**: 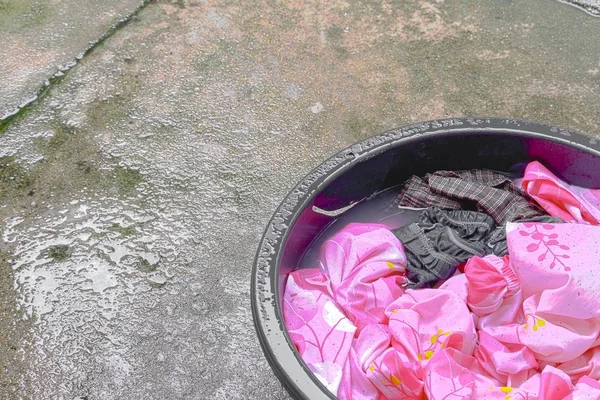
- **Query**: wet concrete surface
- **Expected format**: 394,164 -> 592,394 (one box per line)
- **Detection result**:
0,0 -> 143,118
0,0 -> 599,399
559,0 -> 600,15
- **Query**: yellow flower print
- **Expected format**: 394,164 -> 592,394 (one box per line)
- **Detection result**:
417,329 -> 453,361
523,314 -> 546,332
489,385 -> 513,400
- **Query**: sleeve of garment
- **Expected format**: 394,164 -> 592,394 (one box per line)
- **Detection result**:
464,255 -> 519,317
478,222 -> 600,364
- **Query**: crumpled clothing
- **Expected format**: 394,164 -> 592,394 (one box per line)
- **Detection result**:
285,219 -> 600,399
521,161 -> 600,225
426,349 -> 600,400
385,287 -> 477,365
465,223 -> 600,371
283,268 -> 356,392
396,169 -> 546,224
392,207 -> 495,288
284,223 -> 480,398
341,285 -> 477,400
283,223 -> 407,393
393,169 -> 562,286
555,347 -> 600,383
393,208 -> 562,288
319,223 -> 408,332
487,214 -> 564,256
465,254 -> 520,317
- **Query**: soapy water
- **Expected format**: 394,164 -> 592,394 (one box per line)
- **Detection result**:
296,166 -> 527,271
297,186 -> 423,270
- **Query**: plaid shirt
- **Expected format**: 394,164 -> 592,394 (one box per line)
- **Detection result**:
396,169 -> 545,224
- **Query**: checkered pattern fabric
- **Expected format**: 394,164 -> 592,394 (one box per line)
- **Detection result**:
397,169 -> 545,224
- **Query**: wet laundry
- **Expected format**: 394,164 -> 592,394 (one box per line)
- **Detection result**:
283,161 -> 600,399
520,161 -> 600,225
392,207 -> 495,288
396,169 -> 546,223
393,168 -> 564,287
391,207 -> 561,288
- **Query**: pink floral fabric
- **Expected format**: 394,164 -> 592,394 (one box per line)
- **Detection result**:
521,161 -> 600,224
283,268 -> 356,392
283,221 -> 600,399
319,223 -> 408,332
283,223 -> 407,394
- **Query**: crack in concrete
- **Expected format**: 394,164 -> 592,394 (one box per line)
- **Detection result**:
0,0 -> 154,133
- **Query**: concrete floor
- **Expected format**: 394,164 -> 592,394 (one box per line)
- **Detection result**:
0,0 -> 599,399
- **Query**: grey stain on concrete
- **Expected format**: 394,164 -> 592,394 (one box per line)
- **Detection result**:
0,0 -> 599,399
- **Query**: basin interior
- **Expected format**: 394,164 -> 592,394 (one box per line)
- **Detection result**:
278,132 -> 600,304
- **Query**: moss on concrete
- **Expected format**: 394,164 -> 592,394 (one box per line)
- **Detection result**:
86,96 -> 128,128
116,167 -> 143,196
111,223 -> 135,236
47,245 -> 71,262
0,0 -> 51,31
0,156 -> 33,198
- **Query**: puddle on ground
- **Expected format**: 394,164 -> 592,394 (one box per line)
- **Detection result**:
2,194 -> 175,395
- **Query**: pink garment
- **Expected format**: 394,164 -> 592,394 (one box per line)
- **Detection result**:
283,223 -> 407,395
557,347 -> 600,382
423,348 -> 589,400
320,223 -> 408,332
521,161 -> 600,224
284,221 -> 600,399
475,330 -> 539,385
506,222 -> 600,320
465,255 -> 525,343
465,255 -> 520,317
283,268 -> 356,392
365,281 -> 476,399
385,287 -> 477,365
464,223 -> 600,365
564,376 -> 600,400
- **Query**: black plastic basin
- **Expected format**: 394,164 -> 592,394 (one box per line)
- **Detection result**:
251,117 -> 600,400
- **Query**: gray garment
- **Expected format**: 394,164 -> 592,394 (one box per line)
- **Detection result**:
393,207 -> 496,288
393,207 -> 564,288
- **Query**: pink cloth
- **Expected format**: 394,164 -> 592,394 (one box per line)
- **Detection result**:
465,254 -> 520,317
360,283 -> 477,399
283,268 -> 356,392
284,221 -> 600,399
521,161 -> 600,224
283,223 -> 407,394
423,349 -> 598,400
320,223 -> 408,332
